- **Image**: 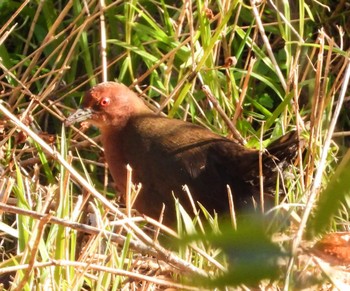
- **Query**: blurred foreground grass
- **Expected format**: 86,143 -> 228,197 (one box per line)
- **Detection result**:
0,0 -> 349,289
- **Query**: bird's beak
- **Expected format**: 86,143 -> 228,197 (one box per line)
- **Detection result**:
65,108 -> 93,126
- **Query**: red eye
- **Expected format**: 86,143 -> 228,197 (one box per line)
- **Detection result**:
100,97 -> 110,107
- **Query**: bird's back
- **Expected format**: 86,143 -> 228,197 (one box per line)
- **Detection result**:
114,114 -> 298,222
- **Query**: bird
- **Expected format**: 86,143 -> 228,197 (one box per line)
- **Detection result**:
65,82 -> 300,225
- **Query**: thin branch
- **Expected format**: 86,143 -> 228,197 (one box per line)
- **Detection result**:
99,0 -> 108,82
250,0 -> 287,91
202,85 -> 245,144
0,259 -> 199,291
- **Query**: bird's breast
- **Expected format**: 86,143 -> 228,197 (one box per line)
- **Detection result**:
101,130 -> 128,193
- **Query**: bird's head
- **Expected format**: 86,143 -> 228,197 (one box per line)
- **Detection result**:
65,82 -> 150,129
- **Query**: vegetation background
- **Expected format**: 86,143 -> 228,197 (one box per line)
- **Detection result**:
0,0 -> 349,290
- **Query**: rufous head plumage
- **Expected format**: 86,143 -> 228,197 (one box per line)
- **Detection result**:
65,82 -> 150,129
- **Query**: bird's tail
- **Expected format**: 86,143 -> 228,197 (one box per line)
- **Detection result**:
243,131 -> 302,195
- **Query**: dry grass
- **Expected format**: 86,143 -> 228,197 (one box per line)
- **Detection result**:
0,0 -> 349,289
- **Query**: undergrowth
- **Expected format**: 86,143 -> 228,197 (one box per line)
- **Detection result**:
0,0 -> 349,290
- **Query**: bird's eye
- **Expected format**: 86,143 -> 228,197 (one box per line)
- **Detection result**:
99,97 -> 110,107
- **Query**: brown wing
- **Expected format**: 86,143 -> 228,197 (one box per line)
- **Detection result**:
120,115 -> 254,219
120,114 -> 299,222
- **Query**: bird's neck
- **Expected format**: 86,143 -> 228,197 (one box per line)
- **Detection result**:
99,112 -> 148,146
